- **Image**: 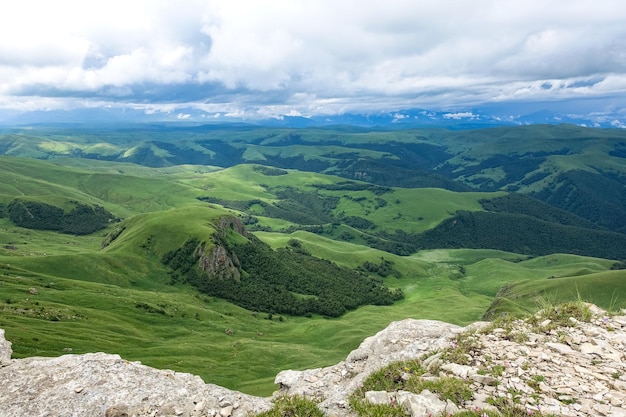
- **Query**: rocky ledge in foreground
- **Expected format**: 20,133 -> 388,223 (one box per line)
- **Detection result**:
1,304 -> 626,417
0,328 -> 270,417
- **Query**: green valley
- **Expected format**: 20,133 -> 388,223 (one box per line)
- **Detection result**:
0,123 -> 625,396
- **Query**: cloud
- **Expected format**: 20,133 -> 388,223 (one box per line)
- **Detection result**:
443,112 -> 478,120
0,0 -> 625,120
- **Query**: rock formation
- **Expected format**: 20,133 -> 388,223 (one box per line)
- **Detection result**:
0,329 -> 11,366
274,319 -> 462,415
1,304 -> 626,417
0,343 -> 270,417
195,215 -> 247,281
276,304 -> 626,417
215,216 -> 249,238
197,243 -> 241,281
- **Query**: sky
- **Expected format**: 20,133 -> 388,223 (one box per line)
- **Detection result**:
1,0 -> 626,122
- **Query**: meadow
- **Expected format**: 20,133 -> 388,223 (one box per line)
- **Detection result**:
1,124 -> 625,396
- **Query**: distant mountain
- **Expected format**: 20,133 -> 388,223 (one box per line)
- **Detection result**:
1,103 -> 624,129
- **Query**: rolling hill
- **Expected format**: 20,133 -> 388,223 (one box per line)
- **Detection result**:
2,123 -> 625,232
0,123 -> 625,395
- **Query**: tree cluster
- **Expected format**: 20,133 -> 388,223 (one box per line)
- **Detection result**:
480,193 -> 598,229
163,235 -> 403,317
411,210 -> 626,259
7,199 -> 117,235
532,170 -> 626,234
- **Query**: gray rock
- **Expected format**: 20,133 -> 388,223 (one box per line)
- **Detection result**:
471,373 -> 498,386
364,390 -> 393,405
0,351 -> 270,417
365,390 -> 459,417
546,342 -> 579,356
2,302 -> 626,417
105,404 -> 129,417
275,319 -> 460,415
397,390 -> 459,417
441,363 -> 474,378
220,405 -> 234,417
0,329 -> 11,366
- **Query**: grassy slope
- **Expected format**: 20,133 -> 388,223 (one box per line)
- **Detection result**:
0,155 -> 624,396
186,164 -> 501,234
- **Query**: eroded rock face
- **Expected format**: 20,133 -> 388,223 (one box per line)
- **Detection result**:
216,216 -> 248,237
195,215 -> 247,282
197,244 -> 241,281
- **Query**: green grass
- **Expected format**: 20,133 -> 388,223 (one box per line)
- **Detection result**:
0,243 -> 497,395
186,164 -> 500,236
256,396 -> 324,417
0,154 -> 623,398
484,270 -> 626,318
329,187 -> 502,234
2,223 -> 620,396
0,156 -> 203,217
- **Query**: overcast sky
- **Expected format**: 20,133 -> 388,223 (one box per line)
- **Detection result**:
1,0 -> 625,120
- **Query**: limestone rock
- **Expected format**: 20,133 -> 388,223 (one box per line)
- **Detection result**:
275,319 -> 460,416
0,351 -> 270,417
0,329 -> 11,366
398,390 -> 459,417
365,390 -> 459,417
2,303 -> 626,417
105,404 -> 129,417
197,244 -> 241,282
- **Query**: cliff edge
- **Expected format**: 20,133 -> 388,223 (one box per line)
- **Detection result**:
1,305 -> 626,417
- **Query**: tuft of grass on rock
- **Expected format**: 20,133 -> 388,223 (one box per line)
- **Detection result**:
256,395 -> 325,417
528,297 -> 592,331
441,332 -> 481,365
406,375 -> 473,405
348,398 -> 406,417
349,359 -> 473,415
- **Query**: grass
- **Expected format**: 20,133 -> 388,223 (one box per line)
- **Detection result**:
482,269 -> 626,320
5,235 -> 617,397
347,356 -> 552,417
347,307 -> 578,417
528,295 -> 593,330
331,187 -> 501,234
178,163 -> 500,235
1,155 -> 624,398
256,396 -> 324,417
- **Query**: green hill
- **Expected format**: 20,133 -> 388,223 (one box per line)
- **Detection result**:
2,123 -> 625,232
1,123 -> 625,395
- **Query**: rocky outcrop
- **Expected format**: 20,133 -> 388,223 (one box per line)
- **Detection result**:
276,304 -> 626,417
197,243 -> 241,281
0,349 -> 270,417
275,319 -> 462,415
1,305 -> 625,417
0,329 -> 11,366
448,305 -> 626,417
216,216 -> 248,238
195,216 -> 247,281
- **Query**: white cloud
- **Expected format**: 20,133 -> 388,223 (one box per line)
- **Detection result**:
443,112 -> 478,120
0,0 -> 625,119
